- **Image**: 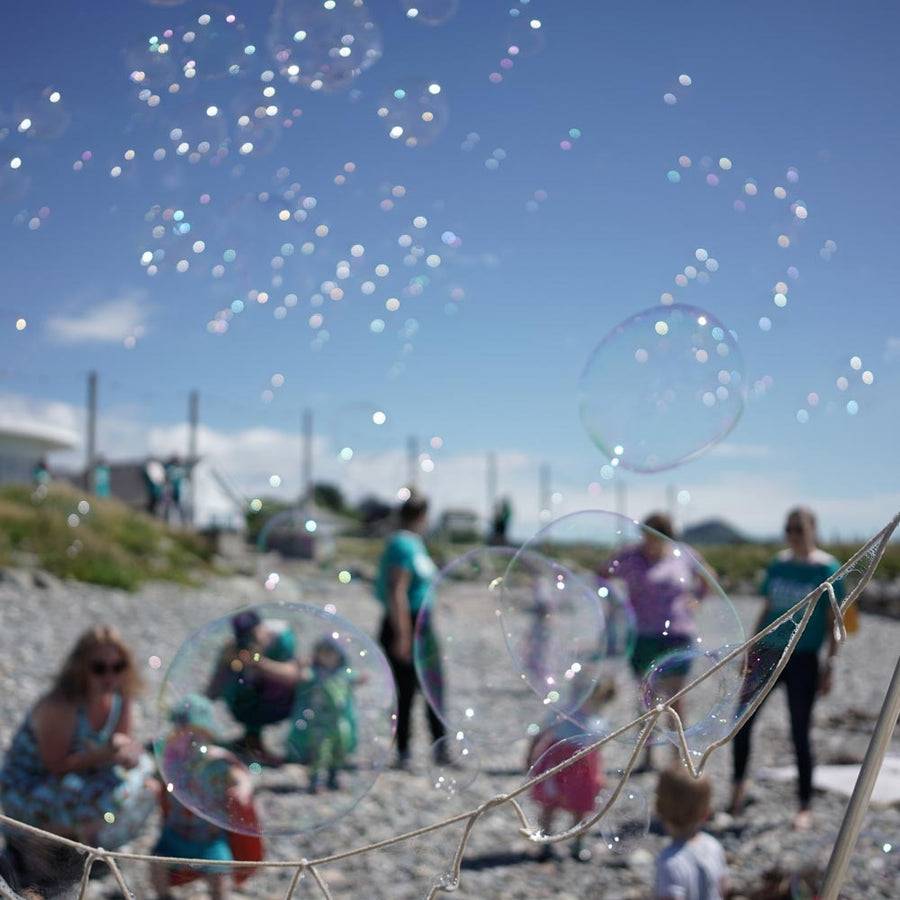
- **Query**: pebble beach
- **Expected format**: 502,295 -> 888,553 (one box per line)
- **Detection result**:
1,563 -> 899,900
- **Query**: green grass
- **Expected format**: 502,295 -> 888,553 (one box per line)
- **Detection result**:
0,482 -> 217,591
2,481 -> 897,594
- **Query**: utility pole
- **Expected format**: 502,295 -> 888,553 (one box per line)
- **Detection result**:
188,390 -> 199,464
539,462 -> 551,523
486,451 -> 498,518
301,408 -> 313,508
406,435 -> 419,491
86,370 -> 98,492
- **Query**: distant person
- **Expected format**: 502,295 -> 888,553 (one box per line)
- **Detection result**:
93,455 -> 111,498
654,763 -> 729,900
151,694 -> 261,900
0,626 -> 158,852
164,455 -> 187,525
729,506 -> 843,831
489,496 -> 512,545
374,491 -> 447,770
206,610 -> 298,763
598,512 -> 711,770
32,457 -> 51,486
525,677 -> 616,862
143,457 -> 166,516
285,635 -> 361,793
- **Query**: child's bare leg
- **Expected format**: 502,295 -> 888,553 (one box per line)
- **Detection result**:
207,871 -> 229,900
148,863 -> 174,900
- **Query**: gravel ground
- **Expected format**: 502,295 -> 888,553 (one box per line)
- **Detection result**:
1,561 -> 899,900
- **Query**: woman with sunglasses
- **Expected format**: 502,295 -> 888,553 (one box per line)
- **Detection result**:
728,507 -> 844,831
0,624 -> 158,854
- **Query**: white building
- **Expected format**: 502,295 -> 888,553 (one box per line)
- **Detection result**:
0,419 -> 80,485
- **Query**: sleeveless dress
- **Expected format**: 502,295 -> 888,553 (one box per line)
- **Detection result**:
0,692 -> 157,848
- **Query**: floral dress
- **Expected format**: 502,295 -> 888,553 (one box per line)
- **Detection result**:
0,693 -> 157,849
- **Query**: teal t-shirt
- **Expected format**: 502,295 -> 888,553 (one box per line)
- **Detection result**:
374,530 -> 437,616
759,549 -> 844,653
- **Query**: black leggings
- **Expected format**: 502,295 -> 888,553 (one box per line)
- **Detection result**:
732,650 -> 820,808
379,614 -> 445,757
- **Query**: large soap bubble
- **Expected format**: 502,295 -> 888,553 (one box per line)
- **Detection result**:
268,0 -> 383,93
156,601 -> 396,835
377,79 -> 449,148
517,510 -> 745,762
520,730 -> 608,841
400,0 -> 459,26
413,547 -> 605,753
578,303 -> 745,472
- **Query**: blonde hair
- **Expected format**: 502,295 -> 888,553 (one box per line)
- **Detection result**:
655,763 -> 712,839
53,625 -> 143,702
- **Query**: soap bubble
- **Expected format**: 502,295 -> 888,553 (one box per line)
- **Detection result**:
6,84 -> 72,141
519,510 -> 744,760
521,730 -> 608,839
598,774 -> 650,853
268,0 -> 383,93
401,0 -> 459,25
256,507 -> 340,601
578,303 -> 745,472
156,601 -> 396,835
498,549 -> 608,709
377,79 -> 448,148
413,547 -> 604,750
427,735 -> 480,793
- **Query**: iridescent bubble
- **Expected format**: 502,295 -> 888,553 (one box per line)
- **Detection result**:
401,0 -> 459,25
268,0 -> 382,93
499,547 -> 607,712
413,547 -> 604,749
377,79 -> 448,147
0,153 -> 30,203
256,509 -> 343,601
521,731 -> 608,841
7,84 -> 71,140
156,601 -> 396,835
597,775 -> 650,853
527,510 -> 744,760
501,15 -> 545,58
427,735 -> 480,793
578,303 -> 745,472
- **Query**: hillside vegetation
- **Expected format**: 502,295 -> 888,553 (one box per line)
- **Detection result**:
1,482 -> 898,592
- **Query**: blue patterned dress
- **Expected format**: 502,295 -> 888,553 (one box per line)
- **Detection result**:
0,693 -> 157,848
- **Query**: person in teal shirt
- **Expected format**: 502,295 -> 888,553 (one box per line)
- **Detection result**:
374,492 -> 446,769
730,507 -> 844,831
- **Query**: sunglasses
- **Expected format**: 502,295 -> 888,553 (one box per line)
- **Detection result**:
90,660 -> 128,676
785,524 -> 806,535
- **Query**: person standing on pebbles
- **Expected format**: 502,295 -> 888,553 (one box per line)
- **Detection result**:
374,490 -> 447,770
654,763 -> 730,900
729,506 -> 844,831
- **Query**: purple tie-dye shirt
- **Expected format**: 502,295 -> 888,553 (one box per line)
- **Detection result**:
602,545 -> 707,637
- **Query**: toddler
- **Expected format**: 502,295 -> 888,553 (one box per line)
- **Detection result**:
653,763 -> 729,900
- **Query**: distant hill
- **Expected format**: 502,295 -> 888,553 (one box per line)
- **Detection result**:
682,518 -> 748,545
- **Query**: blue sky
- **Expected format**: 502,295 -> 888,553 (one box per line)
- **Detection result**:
1,0 -> 898,542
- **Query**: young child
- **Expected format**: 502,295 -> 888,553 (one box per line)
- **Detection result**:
525,678 -> 616,862
653,763 -> 730,900
285,636 -> 359,793
151,695 -> 259,900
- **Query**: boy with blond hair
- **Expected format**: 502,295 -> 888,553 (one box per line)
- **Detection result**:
653,764 -> 729,900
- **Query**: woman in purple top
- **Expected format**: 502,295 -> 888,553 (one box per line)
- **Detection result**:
599,512 -> 710,769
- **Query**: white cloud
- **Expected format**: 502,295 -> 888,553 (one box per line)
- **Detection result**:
45,292 -> 153,345
884,337 -> 900,364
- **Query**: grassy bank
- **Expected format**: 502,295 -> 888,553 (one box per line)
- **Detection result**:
1,482 -> 897,592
